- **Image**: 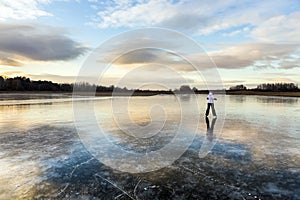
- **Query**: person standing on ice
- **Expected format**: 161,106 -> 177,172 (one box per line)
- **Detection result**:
205,91 -> 217,118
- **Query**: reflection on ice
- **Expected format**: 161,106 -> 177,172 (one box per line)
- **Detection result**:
0,126 -> 77,199
256,96 -> 298,104
199,117 -> 217,158
0,158 -> 41,199
0,94 -> 299,199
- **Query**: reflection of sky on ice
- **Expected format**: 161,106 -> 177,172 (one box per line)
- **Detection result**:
0,94 -> 299,199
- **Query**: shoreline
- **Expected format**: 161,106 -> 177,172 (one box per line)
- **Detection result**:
225,90 -> 300,97
1,90 -> 300,97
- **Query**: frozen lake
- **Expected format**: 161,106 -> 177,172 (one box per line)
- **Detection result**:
0,93 -> 299,199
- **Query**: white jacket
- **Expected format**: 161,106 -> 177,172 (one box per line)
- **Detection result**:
207,92 -> 215,103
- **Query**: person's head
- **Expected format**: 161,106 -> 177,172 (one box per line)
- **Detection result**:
209,91 -> 213,95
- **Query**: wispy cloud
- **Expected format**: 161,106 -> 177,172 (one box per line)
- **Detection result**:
0,23 -> 88,66
0,0 -> 53,21
251,12 -> 300,43
0,70 -> 24,76
97,40 -> 300,71
0,57 -> 23,67
265,77 -> 298,83
27,73 -> 78,82
208,43 -> 300,69
88,0 -> 299,38
99,64 -> 198,89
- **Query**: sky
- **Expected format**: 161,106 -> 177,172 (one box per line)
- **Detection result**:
0,0 -> 300,90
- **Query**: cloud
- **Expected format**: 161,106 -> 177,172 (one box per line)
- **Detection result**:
0,57 -> 23,66
91,28 -> 300,74
94,0 -> 178,28
0,0 -> 53,21
115,49 -> 166,65
28,73 -> 77,83
100,64 -> 197,89
207,43 -> 300,69
223,27 -> 250,37
100,48 -> 204,72
0,70 -> 24,76
0,23 -> 88,66
107,42 -> 300,71
223,80 -> 245,84
262,72 -> 298,76
90,0 -> 221,30
265,77 -> 298,83
113,49 -> 195,71
251,12 -> 300,43
91,28 -> 212,72
89,0 -> 299,37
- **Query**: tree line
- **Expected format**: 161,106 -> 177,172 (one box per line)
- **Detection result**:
0,76 -> 298,93
0,76 -> 204,94
229,83 -> 299,92
0,76 -> 171,94
0,76 -> 128,92
256,83 -> 299,92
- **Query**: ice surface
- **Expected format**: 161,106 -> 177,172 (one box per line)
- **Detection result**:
0,94 -> 299,199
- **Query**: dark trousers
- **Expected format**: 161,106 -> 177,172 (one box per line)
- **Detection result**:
205,103 -> 216,116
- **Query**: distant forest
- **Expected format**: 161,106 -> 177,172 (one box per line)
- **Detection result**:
0,76 -> 299,92
229,83 -> 299,92
0,76 -> 129,92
